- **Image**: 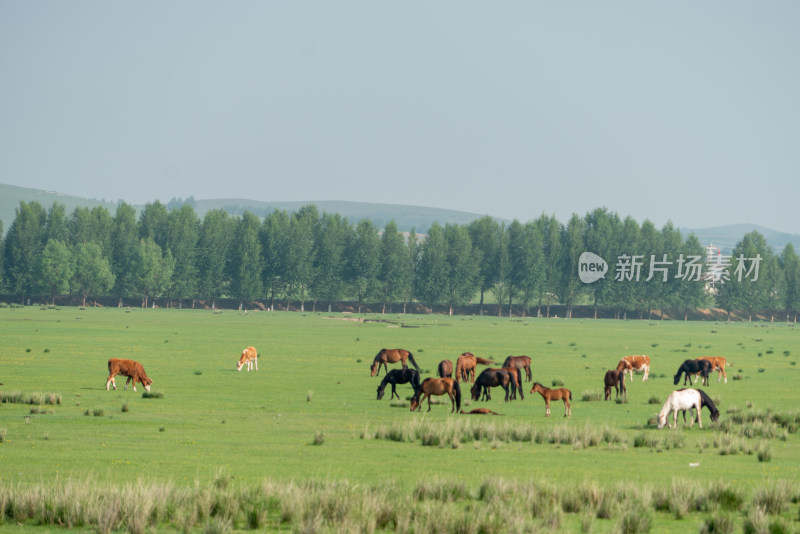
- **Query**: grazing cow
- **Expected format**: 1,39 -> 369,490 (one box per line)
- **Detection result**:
692,356 -> 728,383
107,358 -> 152,393
604,369 -> 626,400
616,355 -> 650,382
237,346 -> 258,372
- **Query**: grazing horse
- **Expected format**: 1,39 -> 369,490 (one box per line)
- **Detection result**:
680,388 -> 721,424
376,368 -> 421,400
410,377 -> 461,413
658,389 -> 703,429
674,358 -> 712,386
604,369 -> 626,400
437,359 -> 453,378
530,382 -> 572,417
616,355 -> 650,382
236,346 -> 258,372
455,352 -> 494,382
502,355 -> 533,382
370,348 -> 420,377
693,356 -> 728,384
470,368 -> 517,402
460,408 -> 503,415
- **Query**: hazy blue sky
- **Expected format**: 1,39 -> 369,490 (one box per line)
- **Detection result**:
2,2 -> 798,233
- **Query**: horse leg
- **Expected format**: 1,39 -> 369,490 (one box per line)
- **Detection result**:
448,392 -> 455,413
391,383 -> 399,400
417,393 -> 427,412
545,398 -> 551,417
564,398 -> 571,417
106,373 -> 116,391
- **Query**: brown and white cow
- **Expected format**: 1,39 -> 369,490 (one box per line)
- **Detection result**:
237,346 -> 258,372
107,358 -> 152,393
616,355 -> 650,382
693,356 -> 728,383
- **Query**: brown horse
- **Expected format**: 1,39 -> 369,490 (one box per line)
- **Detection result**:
502,355 -> 532,382
604,369 -> 626,400
437,359 -> 453,378
455,352 -> 494,382
503,367 -> 524,400
410,377 -> 462,413
370,348 -> 420,377
460,408 -> 503,415
530,382 -> 572,417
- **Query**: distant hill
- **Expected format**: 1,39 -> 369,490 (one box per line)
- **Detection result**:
679,224 -> 800,255
1,183 -> 798,253
0,184 -> 494,234
190,198 -> 496,233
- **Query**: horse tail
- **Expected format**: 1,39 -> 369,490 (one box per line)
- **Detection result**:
407,352 -> 421,371
454,381 -> 462,412
475,357 -> 494,365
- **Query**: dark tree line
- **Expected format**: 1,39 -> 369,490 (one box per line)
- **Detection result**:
2,201 -> 799,320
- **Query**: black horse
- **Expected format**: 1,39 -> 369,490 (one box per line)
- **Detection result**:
376,368 -> 421,400
674,358 -> 712,386
680,388 -> 721,424
470,368 -> 517,402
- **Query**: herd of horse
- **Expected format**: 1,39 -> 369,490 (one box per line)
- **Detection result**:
371,347 -> 729,427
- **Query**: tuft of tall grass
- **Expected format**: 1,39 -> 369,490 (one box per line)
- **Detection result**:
0,391 -> 61,405
700,513 -> 735,534
581,390 -> 603,402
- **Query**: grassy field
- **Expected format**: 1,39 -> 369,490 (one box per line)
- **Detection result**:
1,307 -> 799,532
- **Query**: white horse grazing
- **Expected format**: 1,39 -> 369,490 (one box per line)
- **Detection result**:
658,389 -> 702,429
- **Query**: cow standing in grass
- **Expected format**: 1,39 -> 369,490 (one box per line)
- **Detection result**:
616,355 -> 650,382
107,358 -> 152,393
237,346 -> 258,371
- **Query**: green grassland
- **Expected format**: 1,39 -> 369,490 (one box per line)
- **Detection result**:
1,307 -> 799,532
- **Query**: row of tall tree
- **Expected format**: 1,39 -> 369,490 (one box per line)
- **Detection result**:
1,200 -> 798,320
